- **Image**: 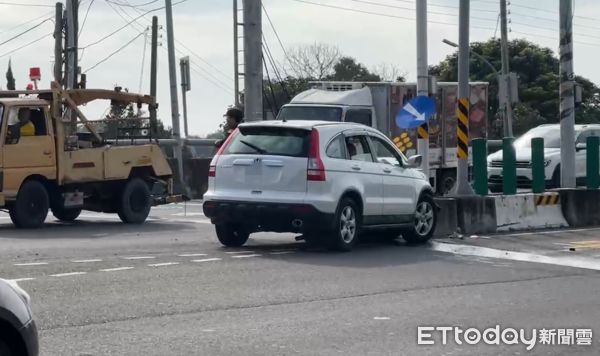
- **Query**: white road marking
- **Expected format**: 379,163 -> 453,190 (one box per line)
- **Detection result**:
178,254 -> 207,257
270,251 -> 296,255
72,259 -> 102,263
148,262 -> 179,267
168,218 -> 212,224
431,242 -> 600,271
231,254 -> 261,258
191,258 -> 222,263
122,256 -> 155,260
8,278 -> 35,282
172,212 -> 205,216
224,251 -> 255,254
100,267 -> 134,272
51,272 -> 87,277
14,262 -> 48,266
374,317 -> 390,320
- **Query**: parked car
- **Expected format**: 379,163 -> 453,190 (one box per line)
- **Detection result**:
0,278 -> 38,356
202,120 -> 439,252
487,124 -> 600,192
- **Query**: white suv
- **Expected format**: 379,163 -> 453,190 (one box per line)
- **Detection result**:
202,120 -> 439,252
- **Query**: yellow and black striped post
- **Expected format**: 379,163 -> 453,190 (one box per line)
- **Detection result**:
418,123 -> 429,141
457,98 -> 469,159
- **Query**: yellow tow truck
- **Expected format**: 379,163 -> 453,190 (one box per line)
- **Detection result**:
0,81 -> 181,228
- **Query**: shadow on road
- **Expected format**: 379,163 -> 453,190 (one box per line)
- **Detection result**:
220,236 -> 441,269
0,219 -> 193,240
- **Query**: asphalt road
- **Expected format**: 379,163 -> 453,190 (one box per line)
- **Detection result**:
1,204 -> 600,355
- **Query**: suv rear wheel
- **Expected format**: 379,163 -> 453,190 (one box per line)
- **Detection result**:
327,198 -> 360,252
402,194 -> 437,244
215,224 -> 250,247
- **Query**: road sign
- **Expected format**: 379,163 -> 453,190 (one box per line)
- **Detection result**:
396,95 -> 436,129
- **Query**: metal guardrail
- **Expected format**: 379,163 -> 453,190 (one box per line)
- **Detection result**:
106,138 -> 216,147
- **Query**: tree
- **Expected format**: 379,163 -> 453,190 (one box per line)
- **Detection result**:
6,58 -> 15,90
429,38 -> 600,138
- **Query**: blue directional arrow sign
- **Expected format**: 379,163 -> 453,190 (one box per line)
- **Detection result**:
395,95 -> 436,129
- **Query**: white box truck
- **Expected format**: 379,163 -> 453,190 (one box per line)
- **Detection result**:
275,81 -> 490,195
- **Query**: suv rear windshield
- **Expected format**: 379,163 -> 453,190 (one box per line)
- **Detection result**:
223,126 -> 311,157
278,106 -> 343,121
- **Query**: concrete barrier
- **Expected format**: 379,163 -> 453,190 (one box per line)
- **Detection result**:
559,188 -> 600,227
433,198 -> 457,237
494,193 -> 567,232
455,196 -> 497,235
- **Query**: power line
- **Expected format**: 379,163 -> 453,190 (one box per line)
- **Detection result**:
0,32 -> 51,59
84,31 -> 144,73
81,0 -> 189,49
347,0 -> 498,22
292,0 -> 497,31
106,0 -> 234,91
79,0 -> 96,38
0,1 -> 53,7
262,4 -> 291,65
511,21 -> 600,40
510,11 -> 600,32
388,0 -> 499,14
510,30 -> 600,48
113,0 -> 232,81
106,0 -> 158,7
0,11 -> 52,36
0,17 -> 53,48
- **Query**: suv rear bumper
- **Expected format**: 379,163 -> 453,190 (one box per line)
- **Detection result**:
203,200 -> 335,233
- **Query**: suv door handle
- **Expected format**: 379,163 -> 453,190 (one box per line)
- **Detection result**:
383,168 -> 392,173
351,165 -> 361,171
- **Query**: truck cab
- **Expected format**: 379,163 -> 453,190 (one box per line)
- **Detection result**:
277,85 -> 379,130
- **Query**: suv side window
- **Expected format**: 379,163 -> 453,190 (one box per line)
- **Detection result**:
345,109 -> 372,127
369,135 -> 404,166
344,135 -> 373,162
325,134 -> 345,159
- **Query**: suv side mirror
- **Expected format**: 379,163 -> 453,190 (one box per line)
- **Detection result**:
576,143 -> 586,151
407,154 -> 422,168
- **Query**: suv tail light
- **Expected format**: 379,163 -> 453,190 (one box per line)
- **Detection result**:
208,128 -> 238,177
307,128 -> 325,181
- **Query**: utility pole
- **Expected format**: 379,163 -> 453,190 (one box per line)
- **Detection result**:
559,0 -> 576,188
416,0 -> 429,180
452,0 -> 475,196
65,0 -> 76,131
53,2 -> 63,85
233,0 -> 241,107
180,56 -> 191,137
149,16 -> 159,136
164,0 -> 185,191
499,0 -> 513,137
242,0 -> 263,121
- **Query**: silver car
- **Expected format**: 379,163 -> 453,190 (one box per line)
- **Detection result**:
0,279 -> 38,356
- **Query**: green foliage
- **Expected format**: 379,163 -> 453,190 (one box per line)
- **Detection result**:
5,58 -> 15,90
429,38 -> 600,138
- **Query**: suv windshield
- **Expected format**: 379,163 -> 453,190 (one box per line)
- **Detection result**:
514,126 -> 564,149
223,126 -> 311,157
278,106 -> 342,122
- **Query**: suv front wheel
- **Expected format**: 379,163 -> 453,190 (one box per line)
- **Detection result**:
402,194 -> 437,244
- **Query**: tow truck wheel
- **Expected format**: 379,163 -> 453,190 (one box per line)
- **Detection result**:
9,180 -> 49,229
52,206 -> 82,222
117,178 -> 152,224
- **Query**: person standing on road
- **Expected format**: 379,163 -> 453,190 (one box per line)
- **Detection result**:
215,107 -> 244,148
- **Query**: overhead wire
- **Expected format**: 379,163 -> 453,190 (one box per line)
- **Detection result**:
113,0 -> 232,81
291,0 -> 498,31
0,17 -> 53,47
262,54 -> 279,114
387,0 -> 499,14
81,0 -> 188,49
106,0 -> 158,7
79,0 -> 96,38
84,31 -> 144,73
0,11 -> 53,36
0,1 -> 53,7
106,0 -> 233,94
0,32 -> 51,59
261,3 -> 291,66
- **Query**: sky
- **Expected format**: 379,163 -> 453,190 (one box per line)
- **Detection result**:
1,0 -> 600,137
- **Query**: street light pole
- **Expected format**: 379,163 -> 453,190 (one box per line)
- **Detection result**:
443,39 -> 499,77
